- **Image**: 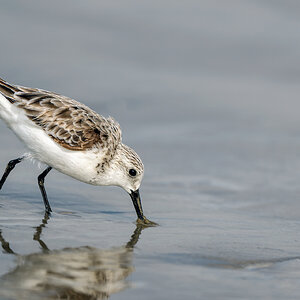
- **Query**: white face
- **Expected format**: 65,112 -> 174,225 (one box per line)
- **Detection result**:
113,164 -> 144,193
100,143 -> 144,193
97,143 -> 147,221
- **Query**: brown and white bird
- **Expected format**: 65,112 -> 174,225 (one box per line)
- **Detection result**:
0,77 -> 154,224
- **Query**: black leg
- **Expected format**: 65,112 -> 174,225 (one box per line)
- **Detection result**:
0,157 -> 23,190
0,229 -> 15,254
33,212 -> 50,252
38,166 -> 52,213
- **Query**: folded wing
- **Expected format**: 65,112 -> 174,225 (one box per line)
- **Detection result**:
0,78 -> 122,154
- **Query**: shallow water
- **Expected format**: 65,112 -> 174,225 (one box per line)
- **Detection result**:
1,1 -> 300,299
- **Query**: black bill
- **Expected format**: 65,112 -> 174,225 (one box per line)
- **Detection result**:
130,189 -> 144,220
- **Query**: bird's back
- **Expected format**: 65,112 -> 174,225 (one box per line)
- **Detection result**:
0,78 -> 122,153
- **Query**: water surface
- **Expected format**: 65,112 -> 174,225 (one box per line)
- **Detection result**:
1,1 -> 300,299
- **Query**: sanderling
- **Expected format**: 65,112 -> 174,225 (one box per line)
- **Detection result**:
0,77 -> 154,224
0,217 -> 144,299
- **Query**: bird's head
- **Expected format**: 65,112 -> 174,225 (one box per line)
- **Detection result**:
100,143 -> 145,221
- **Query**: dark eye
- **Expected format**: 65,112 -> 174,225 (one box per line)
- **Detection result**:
129,169 -> 137,177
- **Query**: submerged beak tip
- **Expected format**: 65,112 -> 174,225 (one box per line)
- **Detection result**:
130,189 -> 144,220
129,190 -> 158,226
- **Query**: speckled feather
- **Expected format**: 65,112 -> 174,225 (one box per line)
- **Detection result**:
0,77 -> 151,222
0,78 -> 121,159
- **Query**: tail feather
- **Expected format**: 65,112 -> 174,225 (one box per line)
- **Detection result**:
0,78 -> 20,103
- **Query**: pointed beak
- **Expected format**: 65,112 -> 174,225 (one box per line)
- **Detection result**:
130,189 -> 144,220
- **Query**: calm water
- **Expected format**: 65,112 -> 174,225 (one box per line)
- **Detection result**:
1,1 -> 300,299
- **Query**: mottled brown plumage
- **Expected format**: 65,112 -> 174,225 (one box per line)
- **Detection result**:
0,78 -> 121,159
0,77 -> 151,223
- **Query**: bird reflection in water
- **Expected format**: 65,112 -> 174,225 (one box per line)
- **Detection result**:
0,214 -> 146,300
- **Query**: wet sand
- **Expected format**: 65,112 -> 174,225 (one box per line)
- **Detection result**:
1,1 -> 300,299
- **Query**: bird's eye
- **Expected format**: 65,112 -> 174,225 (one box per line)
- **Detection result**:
129,169 -> 137,177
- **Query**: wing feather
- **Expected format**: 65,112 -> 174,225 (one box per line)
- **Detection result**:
0,78 -> 122,155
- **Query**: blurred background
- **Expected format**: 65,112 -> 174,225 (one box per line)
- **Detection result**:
1,1 -> 300,299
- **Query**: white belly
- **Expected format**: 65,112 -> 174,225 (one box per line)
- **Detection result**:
0,94 -> 101,185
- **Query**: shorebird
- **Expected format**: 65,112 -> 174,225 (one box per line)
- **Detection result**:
0,215 -> 145,299
0,77 -> 153,224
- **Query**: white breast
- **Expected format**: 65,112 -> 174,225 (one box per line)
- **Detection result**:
0,93 -> 102,185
